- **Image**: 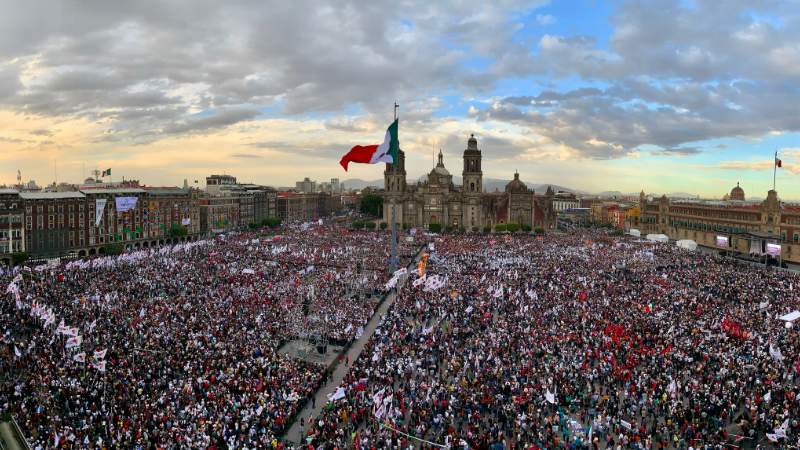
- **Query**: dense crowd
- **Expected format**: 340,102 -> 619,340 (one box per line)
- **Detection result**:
306,232 -> 800,449
1,223 -> 416,449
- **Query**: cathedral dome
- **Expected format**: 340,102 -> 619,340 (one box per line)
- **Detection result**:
730,182 -> 745,201
505,172 -> 527,193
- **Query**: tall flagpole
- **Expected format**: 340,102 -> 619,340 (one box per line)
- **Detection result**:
773,150 -> 778,191
390,102 -> 399,273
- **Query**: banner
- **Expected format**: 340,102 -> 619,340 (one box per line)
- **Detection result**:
715,235 -> 729,247
115,196 -> 138,213
181,217 -> 191,226
767,243 -> 781,256
95,199 -> 107,226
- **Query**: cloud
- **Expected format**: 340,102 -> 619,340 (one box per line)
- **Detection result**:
651,146 -> 701,156
535,14 -> 556,26
230,153 -> 261,159
162,109 -> 260,135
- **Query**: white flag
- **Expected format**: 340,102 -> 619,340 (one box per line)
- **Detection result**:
73,352 -> 86,363
544,389 -> 556,404
327,386 -> 346,402
14,346 -> 22,358
65,335 -> 83,349
93,349 -> 107,360
770,343 -> 784,361
90,359 -> 107,373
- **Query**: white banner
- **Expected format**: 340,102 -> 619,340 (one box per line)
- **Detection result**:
95,199 -> 107,226
181,217 -> 191,226
115,196 -> 138,213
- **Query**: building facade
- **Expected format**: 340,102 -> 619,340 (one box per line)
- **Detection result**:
638,184 -> 800,263
381,135 -> 556,230
0,189 -> 24,264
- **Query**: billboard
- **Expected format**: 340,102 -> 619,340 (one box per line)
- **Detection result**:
767,243 -> 782,256
716,235 -> 729,247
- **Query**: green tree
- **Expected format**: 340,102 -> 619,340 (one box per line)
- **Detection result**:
521,224 -> 532,232
248,222 -> 259,230
261,217 -> 281,228
359,193 -> 384,217
167,224 -> 188,238
495,223 -> 507,233
352,221 -> 366,229
11,252 -> 28,265
506,223 -> 520,233
428,223 -> 442,233
534,227 -> 545,234
102,243 -> 125,256
365,221 -> 377,230
379,222 -> 388,230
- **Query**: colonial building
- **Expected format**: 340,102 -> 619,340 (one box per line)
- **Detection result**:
639,183 -> 800,263
382,134 -> 556,230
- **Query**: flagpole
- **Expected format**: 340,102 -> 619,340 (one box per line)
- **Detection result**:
774,150 -> 778,191
390,102 -> 399,273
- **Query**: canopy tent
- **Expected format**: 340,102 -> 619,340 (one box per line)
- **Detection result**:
646,234 -> 669,243
676,239 -> 697,251
629,229 -> 641,237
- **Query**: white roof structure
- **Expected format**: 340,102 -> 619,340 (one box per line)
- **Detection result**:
19,192 -> 85,199
676,239 -> 697,251
646,234 -> 669,243
629,229 -> 641,237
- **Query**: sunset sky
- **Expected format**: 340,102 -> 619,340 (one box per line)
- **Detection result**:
1,0 -> 799,198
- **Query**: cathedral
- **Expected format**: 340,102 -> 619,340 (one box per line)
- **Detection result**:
381,134 -> 556,230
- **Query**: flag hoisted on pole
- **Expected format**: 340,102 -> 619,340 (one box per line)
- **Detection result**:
339,118 -> 399,171
774,151 -> 781,191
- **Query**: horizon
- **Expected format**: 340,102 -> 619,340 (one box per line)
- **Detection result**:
1,0 -> 799,198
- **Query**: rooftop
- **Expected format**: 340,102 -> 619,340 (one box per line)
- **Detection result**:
19,192 -> 86,200
79,188 -> 146,195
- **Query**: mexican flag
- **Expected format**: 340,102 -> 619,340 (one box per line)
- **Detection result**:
339,119 -> 399,171
102,168 -> 111,177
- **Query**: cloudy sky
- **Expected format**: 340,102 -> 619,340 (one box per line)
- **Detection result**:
1,0 -> 799,198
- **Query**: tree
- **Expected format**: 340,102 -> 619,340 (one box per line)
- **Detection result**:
521,224 -> 532,232
483,226 -> 491,233
102,243 -> 125,256
506,223 -> 520,233
365,221 -> 376,230
534,227 -> 545,234
167,224 -> 188,238
11,252 -> 28,265
495,223 -> 507,233
261,217 -> 281,228
379,222 -> 388,230
352,221 -> 365,229
248,223 -> 259,230
359,193 -> 384,217
428,223 -> 442,233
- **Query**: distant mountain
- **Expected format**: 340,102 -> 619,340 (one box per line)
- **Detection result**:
340,178 -> 383,190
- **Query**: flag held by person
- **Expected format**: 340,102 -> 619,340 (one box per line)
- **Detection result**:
339,119 -> 399,171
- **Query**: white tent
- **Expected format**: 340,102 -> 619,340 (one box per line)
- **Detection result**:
646,234 -> 669,243
629,229 -> 641,237
676,239 -> 697,251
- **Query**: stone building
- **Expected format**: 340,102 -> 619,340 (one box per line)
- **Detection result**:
381,134 -> 556,230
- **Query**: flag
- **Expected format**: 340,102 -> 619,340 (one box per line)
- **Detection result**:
776,156 -> 782,168
65,335 -> 82,349
73,352 -> 86,363
339,119 -> 399,171
327,386 -> 346,402
90,359 -> 107,373
14,346 -> 21,358
93,349 -> 107,360
770,343 -> 784,361
102,168 -> 111,177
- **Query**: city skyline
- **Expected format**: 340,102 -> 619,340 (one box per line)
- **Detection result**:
1,0 -> 799,197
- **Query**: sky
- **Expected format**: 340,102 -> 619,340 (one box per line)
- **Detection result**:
1,0 -> 799,198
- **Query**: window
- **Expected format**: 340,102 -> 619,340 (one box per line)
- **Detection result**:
794,233 -> 799,243
470,182 -> 475,192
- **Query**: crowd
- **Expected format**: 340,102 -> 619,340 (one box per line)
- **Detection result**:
305,231 -> 800,449
1,222 -> 416,449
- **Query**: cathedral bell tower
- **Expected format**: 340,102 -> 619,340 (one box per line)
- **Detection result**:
462,134 -> 482,194
384,149 -> 407,194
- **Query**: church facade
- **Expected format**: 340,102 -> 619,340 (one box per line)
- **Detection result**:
381,134 -> 556,230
